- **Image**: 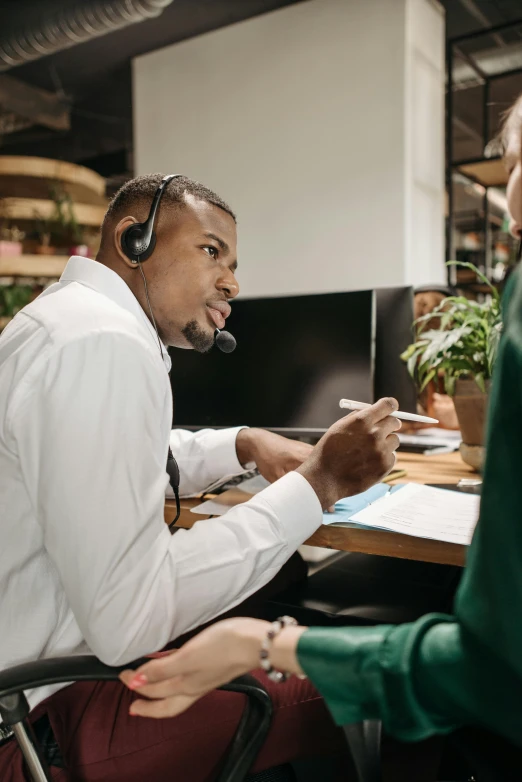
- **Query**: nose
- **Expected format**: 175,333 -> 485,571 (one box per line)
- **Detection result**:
217,267 -> 239,300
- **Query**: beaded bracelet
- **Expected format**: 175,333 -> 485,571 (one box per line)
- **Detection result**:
259,615 -> 302,683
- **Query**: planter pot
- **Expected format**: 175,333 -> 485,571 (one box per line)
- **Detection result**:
0,241 -> 22,257
452,378 -> 490,471
35,245 -> 57,255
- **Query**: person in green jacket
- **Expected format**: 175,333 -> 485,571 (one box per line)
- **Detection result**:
120,93 -> 522,748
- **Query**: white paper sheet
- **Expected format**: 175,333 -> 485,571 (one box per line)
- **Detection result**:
351,483 -> 480,545
190,499 -> 235,516
190,475 -> 270,515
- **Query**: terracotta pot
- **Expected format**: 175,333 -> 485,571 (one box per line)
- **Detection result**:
452,378 -> 490,470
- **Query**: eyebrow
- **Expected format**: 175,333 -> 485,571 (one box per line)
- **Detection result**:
204,232 -> 238,272
204,232 -> 229,253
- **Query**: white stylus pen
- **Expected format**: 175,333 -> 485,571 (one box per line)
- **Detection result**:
339,399 -> 439,425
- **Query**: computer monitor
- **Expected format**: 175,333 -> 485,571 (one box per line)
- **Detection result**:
169,287 -> 417,436
169,290 -> 374,435
375,286 -> 417,414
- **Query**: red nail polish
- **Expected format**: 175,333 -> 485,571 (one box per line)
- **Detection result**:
129,674 -> 147,689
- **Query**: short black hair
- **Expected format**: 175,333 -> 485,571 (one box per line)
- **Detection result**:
103,173 -> 236,229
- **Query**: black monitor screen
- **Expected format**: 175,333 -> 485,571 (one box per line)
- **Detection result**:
169,290 -> 374,432
375,287 -> 417,413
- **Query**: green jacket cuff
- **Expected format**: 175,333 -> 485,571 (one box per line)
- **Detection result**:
297,615 -> 458,740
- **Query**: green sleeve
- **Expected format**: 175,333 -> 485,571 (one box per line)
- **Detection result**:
298,267 -> 522,745
298,616 -> 522,745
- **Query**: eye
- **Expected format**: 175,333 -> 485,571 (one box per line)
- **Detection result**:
203,245 -> 218,259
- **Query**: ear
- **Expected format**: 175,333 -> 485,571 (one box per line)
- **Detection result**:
114,216 -> 140,269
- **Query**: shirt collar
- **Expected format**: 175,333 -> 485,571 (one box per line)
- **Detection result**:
60,256 -> 172,372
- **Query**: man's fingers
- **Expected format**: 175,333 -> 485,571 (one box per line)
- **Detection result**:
385,433 -> 401,453
366,397 -> 399,424
378,416 -> 402,438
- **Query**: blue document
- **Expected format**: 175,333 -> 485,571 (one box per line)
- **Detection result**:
322,483 -> 405,527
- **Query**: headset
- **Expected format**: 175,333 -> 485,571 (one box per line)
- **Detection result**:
120,173 -> 237,355
121,174 -> 179,263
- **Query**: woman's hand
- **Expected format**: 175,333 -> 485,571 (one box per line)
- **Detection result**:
119,618 -> 306,719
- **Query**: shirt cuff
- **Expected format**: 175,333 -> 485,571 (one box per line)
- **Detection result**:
254,471 -> 323,551
206,426 -> 248,475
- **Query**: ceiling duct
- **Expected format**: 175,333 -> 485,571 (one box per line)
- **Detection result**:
0,0 -> 175,72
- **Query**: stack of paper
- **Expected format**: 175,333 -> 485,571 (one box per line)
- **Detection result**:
350,483 -> 480,545
399,428 -> 462,452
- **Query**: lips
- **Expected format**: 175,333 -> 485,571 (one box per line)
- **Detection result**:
206,301 -> 231,330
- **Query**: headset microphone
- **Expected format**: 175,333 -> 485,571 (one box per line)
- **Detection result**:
214,328 -> 237,353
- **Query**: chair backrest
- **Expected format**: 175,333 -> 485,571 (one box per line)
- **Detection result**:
0,657 -> 273,782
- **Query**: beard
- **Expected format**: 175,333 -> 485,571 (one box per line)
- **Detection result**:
181,319 -> 215,353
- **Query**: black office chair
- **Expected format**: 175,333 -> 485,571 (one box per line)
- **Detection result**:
266,552 -> 462,629
0,656 -> 273,782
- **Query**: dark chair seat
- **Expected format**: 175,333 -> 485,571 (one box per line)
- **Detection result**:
265,552 -> 462,627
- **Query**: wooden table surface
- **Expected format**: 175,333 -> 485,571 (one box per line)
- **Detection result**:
165,451 -> 477,567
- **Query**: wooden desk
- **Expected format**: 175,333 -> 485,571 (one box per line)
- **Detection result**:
164,451 -> 476,568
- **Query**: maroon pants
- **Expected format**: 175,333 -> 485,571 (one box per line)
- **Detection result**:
0,671 -> 350,781
0,555 -> 351,780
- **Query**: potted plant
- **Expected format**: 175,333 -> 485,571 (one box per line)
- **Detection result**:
32,185 -> 88,256
32,212 -> 56,255
49,184 -> 88,255
0,223 -> 24,257
401,262 -> 503,470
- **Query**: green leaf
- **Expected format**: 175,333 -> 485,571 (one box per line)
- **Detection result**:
444,374 -> 457,396
487,322 -> 503,374
474,373 -> 486,393
447,260 -> 500,301
406,346 -> 426,378
419,368 -> 437,392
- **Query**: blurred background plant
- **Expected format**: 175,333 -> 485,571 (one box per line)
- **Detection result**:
401,262 -> 502,395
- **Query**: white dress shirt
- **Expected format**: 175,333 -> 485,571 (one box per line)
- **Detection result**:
0,257 -> 322,708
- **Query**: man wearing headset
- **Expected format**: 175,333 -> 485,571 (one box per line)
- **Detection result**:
0,173 -> 400,780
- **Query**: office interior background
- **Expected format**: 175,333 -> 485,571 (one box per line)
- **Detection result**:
0,0 -> 522,304
0,0 -> 521,423
2,3 -> 522,781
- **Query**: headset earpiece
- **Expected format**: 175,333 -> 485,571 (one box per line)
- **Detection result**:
120,173 -> 179,264
121,223 -> 157,263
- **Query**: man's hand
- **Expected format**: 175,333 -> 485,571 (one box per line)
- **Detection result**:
236,428 -> 313,483
297,397 -> 401,510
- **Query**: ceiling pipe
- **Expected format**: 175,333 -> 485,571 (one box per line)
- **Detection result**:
0,0 -> 175,72
455,0 -> 506,48
452,39 -> 522,90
